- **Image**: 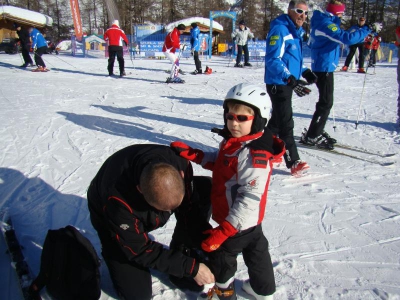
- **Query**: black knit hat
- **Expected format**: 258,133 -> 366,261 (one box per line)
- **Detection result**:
239,20 -> 246,25
177,24 -> 186,30
191,22 -> 197,28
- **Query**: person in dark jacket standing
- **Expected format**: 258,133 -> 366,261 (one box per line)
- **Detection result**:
264,0 -> 317,177
14,23 -> 33,68
104,20 -> 129,77
300,0 -> 370,148
341,17 -> 369,72
190,22 -> 203,75
87,144 -> 215,299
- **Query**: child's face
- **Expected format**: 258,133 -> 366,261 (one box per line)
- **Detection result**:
226,106 -> 254,138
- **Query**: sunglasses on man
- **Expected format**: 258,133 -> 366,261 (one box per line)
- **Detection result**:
225,113 -> 255,122
291,8 -> 308,15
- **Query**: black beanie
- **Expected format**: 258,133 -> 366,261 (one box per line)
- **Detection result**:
191,22 -> 198,28
177,24 -> 186,30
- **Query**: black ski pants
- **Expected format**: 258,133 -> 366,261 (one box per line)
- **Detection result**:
208,224 -> 276,296
266,84 -> 300,168
33,46 -> 47,68
107,45 -> 124,75
88,176 -> 212,300
344,43 -> 365,68
236,44 -> 250,65
21,44 -> 33,65
193,50 -> 202,71
306,72 -> 334,139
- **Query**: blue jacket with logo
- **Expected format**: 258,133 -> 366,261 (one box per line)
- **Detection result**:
30,28 -> 47,50
190,25 -> 200,52
309,10 -> 370,72
264,14 -> 307,85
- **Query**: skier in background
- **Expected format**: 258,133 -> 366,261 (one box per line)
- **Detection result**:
14,23 -> 33,68
163,24 -> 186,83
341,17 -> 369,72
29,27 -> 49,72
363,23 -> 382,70
190,22 -> 203,74
104,20 -> 129,77
231,20 -> 254,67
300,0 -> 370,148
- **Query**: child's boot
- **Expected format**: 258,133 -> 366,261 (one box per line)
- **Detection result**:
199,279 -> 236,300
242,280 -> 273,300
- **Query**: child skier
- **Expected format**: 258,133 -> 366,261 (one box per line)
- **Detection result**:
171,83 -> 285,299
163,24 -> 186,83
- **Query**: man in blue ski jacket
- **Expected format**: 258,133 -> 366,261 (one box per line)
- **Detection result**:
190,22 -> 203,74
264,0 -> 317,177
29,27 -> 49,72
300,0 -> 370,147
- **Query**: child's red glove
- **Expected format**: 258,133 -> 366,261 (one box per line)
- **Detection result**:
201,221 -> 238,252
170,141 -> 204,164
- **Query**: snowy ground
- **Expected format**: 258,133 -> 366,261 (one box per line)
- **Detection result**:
0,51 -> 399,300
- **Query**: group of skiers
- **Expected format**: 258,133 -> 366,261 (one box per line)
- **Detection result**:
341,17 -> 383,73
14,23 -> 50,72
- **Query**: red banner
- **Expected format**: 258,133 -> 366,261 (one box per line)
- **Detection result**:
69,0 -> 83,40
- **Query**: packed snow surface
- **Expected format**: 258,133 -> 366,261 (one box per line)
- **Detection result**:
0,52 -> 399,299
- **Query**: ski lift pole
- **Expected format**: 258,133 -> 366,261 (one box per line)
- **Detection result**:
355,49 -> 371,129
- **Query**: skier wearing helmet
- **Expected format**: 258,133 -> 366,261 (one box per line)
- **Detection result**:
170,83 -> 285,300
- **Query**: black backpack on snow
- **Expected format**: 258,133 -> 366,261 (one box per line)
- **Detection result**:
29,225 -> 101,300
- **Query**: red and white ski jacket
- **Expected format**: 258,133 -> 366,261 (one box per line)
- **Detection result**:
200,130 -> 285,232
364,33 -> 381,50
104,24 -> 128,47
162,28 -> 181,53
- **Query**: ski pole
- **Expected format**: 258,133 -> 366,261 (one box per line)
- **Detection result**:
355,49 -> 371,129
331,105 -> 337,132
47,52 -> 80,70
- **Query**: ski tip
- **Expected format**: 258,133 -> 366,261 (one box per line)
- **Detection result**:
380,161 -> 395,167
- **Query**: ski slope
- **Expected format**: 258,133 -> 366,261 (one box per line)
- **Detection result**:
0,52 -> 399,299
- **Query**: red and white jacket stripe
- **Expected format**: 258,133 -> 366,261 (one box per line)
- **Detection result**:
201,132 -> 285,231
104,24 -> 129,46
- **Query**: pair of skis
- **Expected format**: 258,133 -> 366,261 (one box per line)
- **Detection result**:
294,136 -> 396,166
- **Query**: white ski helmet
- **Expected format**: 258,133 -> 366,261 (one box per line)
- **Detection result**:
223,83 -> 272,133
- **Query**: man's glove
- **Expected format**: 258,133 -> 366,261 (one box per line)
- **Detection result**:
287,75 -> 311,97
252,38 -> 256,42
170,141 -> 204,164
123,41 -> 128,47
201,221 -> 238,252
302,69 -> 318,84
191,49 -> 194,56
232,37 -> 236,42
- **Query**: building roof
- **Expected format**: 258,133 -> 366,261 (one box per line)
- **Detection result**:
0,5 -> 53,28
165,17 -> 224,34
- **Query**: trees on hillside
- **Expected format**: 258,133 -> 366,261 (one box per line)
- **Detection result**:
4,0 -> 399,44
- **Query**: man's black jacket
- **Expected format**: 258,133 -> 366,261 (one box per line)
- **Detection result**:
88,144 -> 200,278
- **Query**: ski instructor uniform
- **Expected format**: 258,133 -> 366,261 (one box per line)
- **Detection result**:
265,0 -> 317,177
302,0 -> 370,147
87,144 -> 215,299
104,20 -> 129,77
